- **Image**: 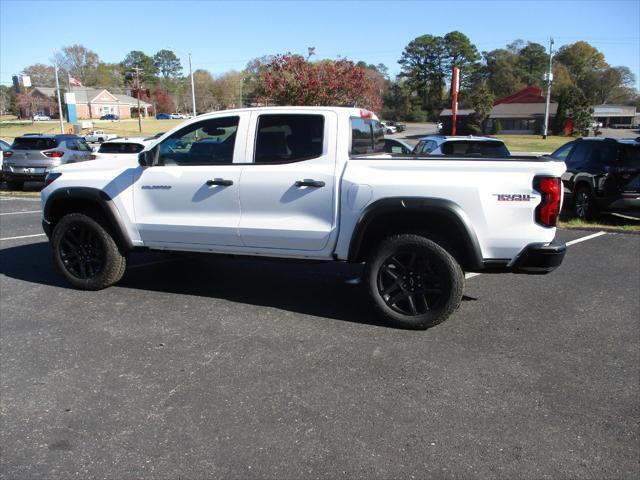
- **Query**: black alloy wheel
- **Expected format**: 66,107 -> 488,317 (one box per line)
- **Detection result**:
59,222 -> 105,279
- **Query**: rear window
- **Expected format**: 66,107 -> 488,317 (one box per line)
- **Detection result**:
440,140 -> 510,157
351,117 -> 384,155
11,137 -> 58,150
254,114 -> 324,163
619,145 -> 640,167
99,142 -> 145,154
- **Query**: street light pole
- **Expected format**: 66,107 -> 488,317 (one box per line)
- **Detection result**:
189,53 -> 196,116
542,37 -> 554,139
54,56 -> 65,134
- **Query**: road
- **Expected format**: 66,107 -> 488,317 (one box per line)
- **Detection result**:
1,195 -> 638,479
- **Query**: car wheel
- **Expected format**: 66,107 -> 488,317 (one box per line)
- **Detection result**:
573,185 -> 598,220
6,180 -> 24,190
51,213 -> 126,290
365,234 -> 464,330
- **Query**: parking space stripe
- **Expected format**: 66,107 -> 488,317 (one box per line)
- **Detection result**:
0,210 -> 41,216
566,231 -> 607,246
0,233 -> 46,241
0,197 -> 41,202
466,231 -> 608,281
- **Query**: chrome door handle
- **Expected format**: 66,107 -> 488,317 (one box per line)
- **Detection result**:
295,179 -> 325,188
206,178 -> 233,186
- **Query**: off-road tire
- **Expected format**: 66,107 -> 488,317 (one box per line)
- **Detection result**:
51,213 -> 126,290
365,234 -> 464,330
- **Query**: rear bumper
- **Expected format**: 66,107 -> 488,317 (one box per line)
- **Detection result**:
4,172 -> 47,182
510,241 -> 567,274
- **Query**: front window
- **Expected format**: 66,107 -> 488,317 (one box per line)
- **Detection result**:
158,116 -> 239,165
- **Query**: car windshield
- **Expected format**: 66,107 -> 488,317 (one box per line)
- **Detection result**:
440,140 -> 510,157
98,142 -> 145,154
11,137 -> 58,150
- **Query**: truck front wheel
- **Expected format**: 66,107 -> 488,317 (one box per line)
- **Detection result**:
51,213 -> 126,290
365,234 -> 464,330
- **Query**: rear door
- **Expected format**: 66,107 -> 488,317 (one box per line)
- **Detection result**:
237,111 -> 338,253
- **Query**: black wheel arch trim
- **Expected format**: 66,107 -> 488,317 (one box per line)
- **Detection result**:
347,197 -> 484,270
43,187 -> 134,251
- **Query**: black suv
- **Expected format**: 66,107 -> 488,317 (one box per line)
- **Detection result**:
549,137 -> 640,219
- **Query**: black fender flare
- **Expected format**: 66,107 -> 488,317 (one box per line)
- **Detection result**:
43,187 -> 134,251
347,197 -> 484,270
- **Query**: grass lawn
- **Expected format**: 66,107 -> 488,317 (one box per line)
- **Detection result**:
0,118 -> 183,141
491,134 -> 572,153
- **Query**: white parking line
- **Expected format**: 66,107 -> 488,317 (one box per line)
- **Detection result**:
466,231 -> 607,281
0,210 -> 41,216
0,196 -> 41,202
566,231 -> 607,246
0,233 -> 46,241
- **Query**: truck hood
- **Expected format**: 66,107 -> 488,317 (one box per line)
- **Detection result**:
52,156 -> 140,173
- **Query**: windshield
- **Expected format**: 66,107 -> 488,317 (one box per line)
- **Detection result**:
440,140 -> 510,157
11,137 -> 58,150
98,142 -> 145,154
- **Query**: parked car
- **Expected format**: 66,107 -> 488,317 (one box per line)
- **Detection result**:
384,138 -> 414,154
156,113 -> 172,120
41,106 -> 566,330
549,137 -> 640,220
94,137 -> 153,162
412,135 -> 511,157
2,134 -> 93,190
83,130 -> 118,143
0,139 -> 11,182
100,114 -> 120,121
384,121 -> 406,132
32,114 -> 51,121
380,122 -> 397,134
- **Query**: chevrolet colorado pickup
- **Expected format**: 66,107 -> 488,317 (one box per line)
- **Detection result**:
41,107 -> 566,329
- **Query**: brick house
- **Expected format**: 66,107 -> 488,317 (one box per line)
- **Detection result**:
21,87 -> 152,120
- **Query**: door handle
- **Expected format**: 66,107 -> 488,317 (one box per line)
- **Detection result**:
295,179 -> 325,188
206,178 -> 233,186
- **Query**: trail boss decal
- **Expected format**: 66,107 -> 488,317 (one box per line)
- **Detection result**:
493,193 -> 532,202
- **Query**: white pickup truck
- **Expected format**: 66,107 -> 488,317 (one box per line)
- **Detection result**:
83,130 -> 117,143
41,107 -> 566,329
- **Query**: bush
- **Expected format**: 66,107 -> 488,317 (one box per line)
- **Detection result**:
492,119 -> 502,134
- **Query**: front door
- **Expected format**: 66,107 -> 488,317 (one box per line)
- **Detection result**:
238,111 -> 338,253
134,113 -> 248,248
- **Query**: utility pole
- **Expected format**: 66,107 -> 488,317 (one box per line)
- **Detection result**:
239,77 -> 244,108
132,67 -> 143,133
54,56 -> 65,133
542,37 -> 554,139
189,53 -> 196,116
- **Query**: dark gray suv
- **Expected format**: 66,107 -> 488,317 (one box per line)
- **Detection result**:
2,134 -> 93,190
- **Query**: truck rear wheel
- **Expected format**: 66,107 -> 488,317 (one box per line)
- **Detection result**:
365,234 -> 464,330
51,213 -> 126,290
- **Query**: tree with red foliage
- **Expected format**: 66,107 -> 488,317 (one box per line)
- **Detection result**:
257,54 -> 382,113
151,87 -> 176,114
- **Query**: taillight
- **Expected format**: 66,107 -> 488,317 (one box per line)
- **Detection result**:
44,172 -> 62,187
44,150 -> 64,158
89,154 -> 96,160
3,151 -> 12,158
534,176 -> 561,227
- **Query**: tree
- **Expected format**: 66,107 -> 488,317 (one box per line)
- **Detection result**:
518,42 -> 548,87
151,87 -> 176,113
153,49 -> 182,79
465,81 -> 494,134
121,51 -> 158,85
0,85 -> 18,116
193,69 -> 218,112
21,63 -> 55,87
94,63 -> 123,90
443,31 -> 480,94
483,48 -> 523,97
256,54 -> 382,112
56,44 -> 100,85
554,85 -> 593,135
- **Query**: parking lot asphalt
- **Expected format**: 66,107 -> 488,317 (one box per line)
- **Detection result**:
1,196 -> 638,479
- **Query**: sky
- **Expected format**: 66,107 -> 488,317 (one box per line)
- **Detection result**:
1,0 -> 639,88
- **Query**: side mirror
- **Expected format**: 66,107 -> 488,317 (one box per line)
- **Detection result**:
138,146 -> 158,167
